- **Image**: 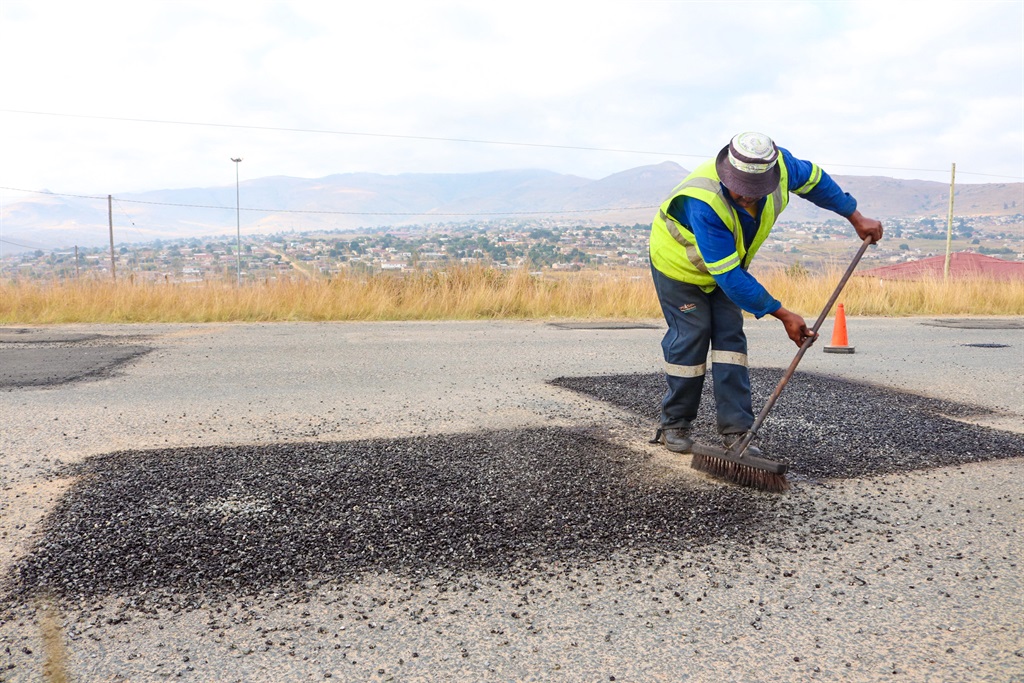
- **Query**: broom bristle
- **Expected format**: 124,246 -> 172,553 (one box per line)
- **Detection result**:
691,453 -> 790,493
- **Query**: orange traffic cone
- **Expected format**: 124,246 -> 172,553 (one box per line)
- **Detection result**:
824,302 -> 855,354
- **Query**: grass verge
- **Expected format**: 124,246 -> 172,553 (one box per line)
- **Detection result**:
1,265 -> 1022,324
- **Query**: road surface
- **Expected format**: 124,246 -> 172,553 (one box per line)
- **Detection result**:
1,318 -> 1022,682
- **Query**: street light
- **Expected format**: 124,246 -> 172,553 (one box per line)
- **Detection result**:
231,158 -> 243,285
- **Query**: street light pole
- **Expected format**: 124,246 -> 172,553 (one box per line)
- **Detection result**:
231,157 -> 243,285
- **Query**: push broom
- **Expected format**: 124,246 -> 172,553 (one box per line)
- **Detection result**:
690,236 -> 873,493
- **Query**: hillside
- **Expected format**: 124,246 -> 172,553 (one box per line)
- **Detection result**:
1,162 -> 1020,251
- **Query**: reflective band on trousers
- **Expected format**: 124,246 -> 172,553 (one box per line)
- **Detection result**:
710,350 -> 748,367
664,350 -> 746,377
664,361 -> 707,378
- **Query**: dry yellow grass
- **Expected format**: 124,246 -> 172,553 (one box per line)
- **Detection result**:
1,265 -> 1021,324
760,266 -> 1024,317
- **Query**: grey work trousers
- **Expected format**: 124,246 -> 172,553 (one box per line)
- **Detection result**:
650,264 -> 754,435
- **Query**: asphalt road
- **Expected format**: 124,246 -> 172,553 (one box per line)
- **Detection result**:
1,318 -> 1022,682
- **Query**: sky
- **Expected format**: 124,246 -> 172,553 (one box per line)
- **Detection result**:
1,0 -> 1022,202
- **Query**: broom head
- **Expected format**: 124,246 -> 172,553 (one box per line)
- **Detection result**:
690,442 -> 790,493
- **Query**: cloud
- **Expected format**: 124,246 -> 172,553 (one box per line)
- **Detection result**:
0,0 -> 1021,199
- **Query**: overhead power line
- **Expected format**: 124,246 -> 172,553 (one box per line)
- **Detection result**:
0,186 -> 657,216
0,108 -> 708,160
2,108 -> 1021,180
116,198 -> 659,216
0,236 -> 43,249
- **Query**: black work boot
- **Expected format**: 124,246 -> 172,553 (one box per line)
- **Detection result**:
658,427 -> 694,453
723,432 -> 763,458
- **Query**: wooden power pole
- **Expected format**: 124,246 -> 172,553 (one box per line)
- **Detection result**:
108,194 -> 116,281
943,163 -> 956,280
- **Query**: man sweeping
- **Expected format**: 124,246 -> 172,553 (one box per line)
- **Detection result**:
650,132 -> 883,457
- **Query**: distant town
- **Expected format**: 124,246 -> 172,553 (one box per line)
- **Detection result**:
3,213 -> 1022,283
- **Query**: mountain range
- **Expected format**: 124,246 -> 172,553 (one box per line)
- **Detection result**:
2,162 -> 1020,252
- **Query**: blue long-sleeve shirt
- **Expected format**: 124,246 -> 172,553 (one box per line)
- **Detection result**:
667,148 -> 857,318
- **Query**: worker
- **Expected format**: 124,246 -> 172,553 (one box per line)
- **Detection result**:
649,132 -> 883,456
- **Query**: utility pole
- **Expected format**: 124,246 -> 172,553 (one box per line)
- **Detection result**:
232,158 -> 243,285
108,194 -> 116,281
943,163 -> 956,280
75,245 -> 80,279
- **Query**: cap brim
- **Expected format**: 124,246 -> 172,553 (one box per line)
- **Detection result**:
716,146 -> 781,198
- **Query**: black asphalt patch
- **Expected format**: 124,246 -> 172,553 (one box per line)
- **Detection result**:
8,369 -> 1022,614
0,330 -> 152,388
546,321 -> 660,330
0,328 -> 106,344
0,346 -> 152,388
921,318 -> 1024,329
6,428 -> 806,608
550,370 -> 1024,478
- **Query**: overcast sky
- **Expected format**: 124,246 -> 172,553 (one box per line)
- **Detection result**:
1,0 -> 1022,201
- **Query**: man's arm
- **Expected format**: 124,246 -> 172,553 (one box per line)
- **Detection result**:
783,148 -> 884,243
782,148 -> 857,216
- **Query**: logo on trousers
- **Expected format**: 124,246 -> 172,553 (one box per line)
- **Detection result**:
678,303 -> 697,313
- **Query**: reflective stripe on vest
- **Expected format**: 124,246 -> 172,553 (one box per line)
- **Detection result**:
658,208 -> 708,275
649,157 -> 791,288
794,162 -> 822,195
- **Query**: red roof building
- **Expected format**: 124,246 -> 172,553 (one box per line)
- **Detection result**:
859,252 -> 1024,281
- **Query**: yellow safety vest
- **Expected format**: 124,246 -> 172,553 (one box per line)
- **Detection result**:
649,155 -> 822,290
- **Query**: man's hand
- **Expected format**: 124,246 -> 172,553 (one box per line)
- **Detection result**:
771,307 -> 818,347
848,210 -> 884,244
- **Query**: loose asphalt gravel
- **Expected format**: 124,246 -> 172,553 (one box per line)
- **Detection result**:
0,319 -> 1022,682
8,429 -> 774,604
552,369 -> 1024,479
